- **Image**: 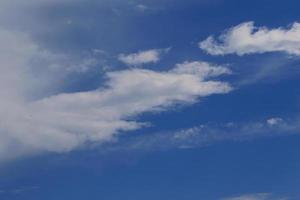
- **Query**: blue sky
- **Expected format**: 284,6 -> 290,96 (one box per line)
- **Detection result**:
0,0 -> 300,199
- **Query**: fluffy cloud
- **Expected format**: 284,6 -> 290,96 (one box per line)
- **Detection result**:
199,22 -> 300,56
222,193 -> 288,200
118,49 -> 168,66
0,27 -> 231,161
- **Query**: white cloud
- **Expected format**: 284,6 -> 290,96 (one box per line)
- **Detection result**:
199,22 -> 300,56
222,193 -> 288,200
0,27 -> 231,162
267,117 -> 283,126
118,49 -> 168,66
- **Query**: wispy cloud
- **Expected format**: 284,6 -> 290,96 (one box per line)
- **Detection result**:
112,116 -> 300,152
118,48 -> 169,66
200,22 -> 300,56
222,193 -> 289,200
0,186 -> 39,196
135,4 -> 149,12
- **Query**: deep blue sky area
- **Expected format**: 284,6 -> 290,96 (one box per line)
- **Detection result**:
1,135 -> 300,200
0,0 -> 300,200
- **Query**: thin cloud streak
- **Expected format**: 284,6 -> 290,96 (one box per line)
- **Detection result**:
221,193 -> 289,200
110,117 -> 300,152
